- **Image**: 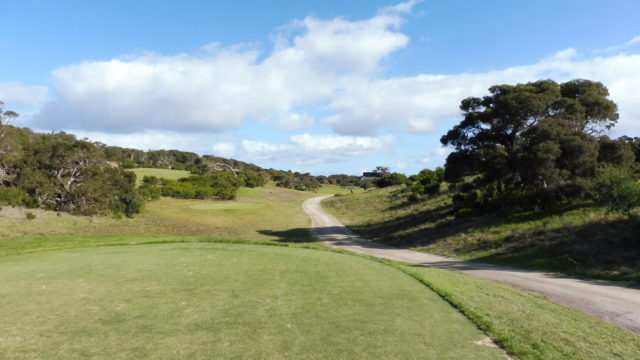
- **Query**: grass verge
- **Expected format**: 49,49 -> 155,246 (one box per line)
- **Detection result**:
394,264 -> 640,360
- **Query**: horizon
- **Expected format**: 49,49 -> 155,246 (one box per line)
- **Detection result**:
2,0 -> 640,175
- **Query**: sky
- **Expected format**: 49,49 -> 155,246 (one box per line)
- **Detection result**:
1,0 -> 640,176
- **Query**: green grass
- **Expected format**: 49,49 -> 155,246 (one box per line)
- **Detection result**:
0,185 -> 318,243
3,182 -> 639,358
396,264 -> 640,360
324,186 -> 640,283
189,202 -> 264,210
129,167 -> 191,184
315,184 -> 364,195
0,242 -> 506,359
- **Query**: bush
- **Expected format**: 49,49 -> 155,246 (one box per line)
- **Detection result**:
25,211 -> 36,220
375,173 -> 407,188
595,167 -> 640,215
147,172 -> 242,201
0,186 -> 31,207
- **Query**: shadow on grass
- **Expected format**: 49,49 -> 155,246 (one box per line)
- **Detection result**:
257,228 -> 319,243
351,202 -> 640,284
351,201 -> 597,247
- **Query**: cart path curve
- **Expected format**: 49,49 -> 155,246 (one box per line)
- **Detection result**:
303,195 -> 640,334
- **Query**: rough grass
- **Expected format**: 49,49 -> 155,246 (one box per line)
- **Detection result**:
0,185 -> 318,243
0,242 -> 506,359
315,184 -> 364,195
397,265 -> 640,360
324,186 -> 640,283
129,167 -> 190,184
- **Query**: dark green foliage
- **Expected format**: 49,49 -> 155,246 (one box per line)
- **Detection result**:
408,167 -> 444,196
144,172 -> 243,200
321,174 -> 363,187
0,187 -> 33,207
375,173 -> 407,188
595,167 -> 640,215
0,106 -> 143,216
25,211 -> 36,220
273,171 -> 321,191
441,79 -> 621,210
360,179 -> 374,191
238,171 -> 267,188
598,136 -> 635,168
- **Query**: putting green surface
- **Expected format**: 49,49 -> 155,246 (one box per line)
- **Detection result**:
0,243 -> 505,359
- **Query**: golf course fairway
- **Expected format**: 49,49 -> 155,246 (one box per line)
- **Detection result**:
0,242 -> 506,359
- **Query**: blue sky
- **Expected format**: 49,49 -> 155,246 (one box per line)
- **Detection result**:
1,0 -> 640,175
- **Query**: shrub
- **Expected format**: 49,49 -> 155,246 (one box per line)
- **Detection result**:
0,186 -> 30,206
25,211 -> 36,220
595,167 -> 640,215
375,173 -> 407,188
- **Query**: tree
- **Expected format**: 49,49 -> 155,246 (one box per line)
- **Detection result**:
0,101 -> 20,185
441,79 -> 619,208
599,136 -> 636,168
0,101 -> 19,137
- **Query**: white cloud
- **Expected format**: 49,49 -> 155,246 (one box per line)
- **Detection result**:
71,130 -> 205,151
395,161 -> 409,171
420,145 -> 451,166
326,49 -> 640,136
0,82 -> 49,108
271,112 -> 315,131
212,142 -> 237,158
627,35 -> 640,45
21,1 -> 640,146
379,0 -> 421,14
226,133 -> 395,165
30,3 -> 412,133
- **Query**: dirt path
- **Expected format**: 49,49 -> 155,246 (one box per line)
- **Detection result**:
303,195 -> 640,334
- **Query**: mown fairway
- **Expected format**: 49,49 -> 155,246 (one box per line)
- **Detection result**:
0,242 -> 506,359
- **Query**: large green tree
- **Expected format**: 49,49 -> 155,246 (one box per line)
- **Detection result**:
441,79 -> 619,207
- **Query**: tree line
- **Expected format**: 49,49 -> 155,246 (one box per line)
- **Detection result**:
0,102 -> 275,217
416,79 -> 640,215
0,101 -> 378,217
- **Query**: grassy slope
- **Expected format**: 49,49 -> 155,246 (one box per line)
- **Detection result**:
129,167 -> 190,184
324,187 -> 640,283
0,185 -> 317,243
0,242 -> 505,359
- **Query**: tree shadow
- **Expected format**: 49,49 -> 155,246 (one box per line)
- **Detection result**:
350,201 -> 598,248
257,228 -> 319,243
350,201 -> 640,283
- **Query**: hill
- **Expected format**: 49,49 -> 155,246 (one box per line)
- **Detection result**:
324,186 -> 640,284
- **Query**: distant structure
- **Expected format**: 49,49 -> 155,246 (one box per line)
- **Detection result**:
362,166 -> 390,178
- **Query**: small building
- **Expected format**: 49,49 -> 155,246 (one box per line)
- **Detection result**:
362,166 -> 390,178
